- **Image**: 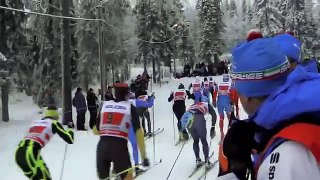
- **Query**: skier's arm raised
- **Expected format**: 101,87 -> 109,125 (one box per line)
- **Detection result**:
52,120 -> 74,144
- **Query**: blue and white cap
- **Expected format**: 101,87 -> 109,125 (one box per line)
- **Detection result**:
231,38 -> 290,97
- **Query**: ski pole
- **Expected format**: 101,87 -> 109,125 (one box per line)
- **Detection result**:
166,141 -> 186,180
106,164 -> 141,180
59,143 -> 68,180
152,104 -> 156,164
172,102 -> 176,144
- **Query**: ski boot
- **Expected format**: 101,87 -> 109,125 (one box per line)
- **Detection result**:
205,159 -> 212,170
178,132 -> 184,141
135,166 -> 144,175
196,159 -> 203,168
182,132 -> 189,141
210,127 -> 216,139
146,132 -> 153,138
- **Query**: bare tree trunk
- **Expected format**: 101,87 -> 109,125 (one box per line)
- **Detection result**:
0,0 -> 9,122
157,56 -> 161,83
1,81 -> 9,122
82,62 -> 89,92
61,0 -> 73,125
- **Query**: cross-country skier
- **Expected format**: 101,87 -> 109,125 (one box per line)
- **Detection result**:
218,37 -> 320,180
180,96 -> 216,169
188,77 -> 202,103
127,92 -> 147,174
213,74 -> 233,143
168,83 -> 191,141
202,77 -> 210,90
188,79 -> 217,138
135,89 -> 155,137
201,78 -> 217,138
15,105 -> 74,180
208,77 -> 218,105
93,83 -> 149,180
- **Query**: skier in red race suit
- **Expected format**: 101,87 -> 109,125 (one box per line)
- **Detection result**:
93,83 -> 150,180
168,83 -> 192,141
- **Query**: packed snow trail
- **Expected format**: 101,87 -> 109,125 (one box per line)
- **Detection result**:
0,76 -> 248,180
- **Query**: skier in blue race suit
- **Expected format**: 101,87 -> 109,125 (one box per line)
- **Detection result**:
188,77 -> 202,103
181,96 -> 215,169
127,92 -> 154,173
135,90 -> 155,136
213,74 -> 234,142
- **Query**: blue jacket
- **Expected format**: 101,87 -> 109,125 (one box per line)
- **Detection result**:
73,91 -> 87,112
135,96 -> 154,108
253,66 -> 320,133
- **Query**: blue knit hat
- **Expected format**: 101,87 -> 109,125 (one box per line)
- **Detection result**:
231,38 -> 290,97
273,34 -> 302,63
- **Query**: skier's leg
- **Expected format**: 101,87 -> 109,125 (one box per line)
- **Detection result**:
189,119 -> 200,160
178,108 -> 189,140
128,126 -> 139,166
143,108 -> 151,134
15,141 -> 36,179
217,100 -> 225,141
113,142 -> 133,180
196,114 -> 209,160
96,141 -> 111,179
225,103 -> 232,128
173,108 -> 180,131
208,104 -> 217,127
138,108 -> 146,134
192,136 -> 200,160
35,154 -> 51,180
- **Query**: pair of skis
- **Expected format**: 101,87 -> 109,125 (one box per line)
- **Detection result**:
188,160 -> 218,180
144,128 -> 164,140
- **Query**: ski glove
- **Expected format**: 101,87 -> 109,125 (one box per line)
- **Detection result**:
210,127 -> 216,139
143,158 -> 150,167
218,121 -> 256,179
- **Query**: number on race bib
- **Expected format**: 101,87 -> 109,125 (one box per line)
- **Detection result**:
29,126 -> 46,134
102,112 -> 124,126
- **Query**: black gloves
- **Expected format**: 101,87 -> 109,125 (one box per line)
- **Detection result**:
218,121 -> 256,179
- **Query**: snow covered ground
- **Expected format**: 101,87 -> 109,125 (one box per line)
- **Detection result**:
0,76 -> 248,180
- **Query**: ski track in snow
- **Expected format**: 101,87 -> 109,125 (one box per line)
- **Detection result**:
0,76 -> 248,180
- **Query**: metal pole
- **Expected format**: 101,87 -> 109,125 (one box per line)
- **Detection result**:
61,0 -> 72,125
174,54 -> 177,78
97,4 -> 105,101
